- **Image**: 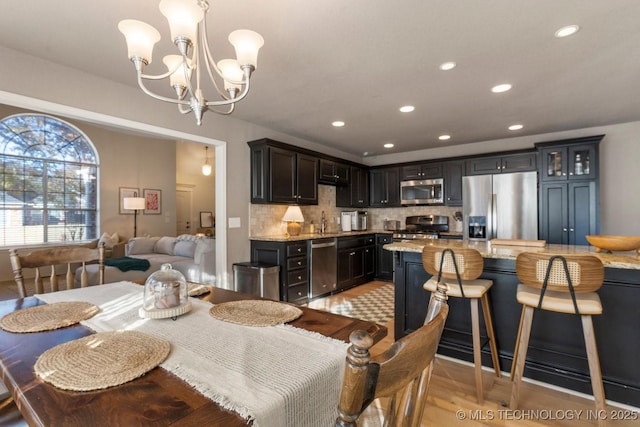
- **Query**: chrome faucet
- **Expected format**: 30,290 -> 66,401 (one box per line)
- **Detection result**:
320,210 -> 327,234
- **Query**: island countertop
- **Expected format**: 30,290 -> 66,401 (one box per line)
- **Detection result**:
384,239 -> 640,270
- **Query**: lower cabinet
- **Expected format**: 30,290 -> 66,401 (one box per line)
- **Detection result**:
337,235 -> 375,292
250,240 -> 309,305
375,234 -> 394,280
539,181 -> 598,245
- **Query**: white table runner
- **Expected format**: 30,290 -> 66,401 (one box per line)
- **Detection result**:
37,282 -> 349,427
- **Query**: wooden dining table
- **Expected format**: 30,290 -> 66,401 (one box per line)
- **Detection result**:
0,284 -> 387,426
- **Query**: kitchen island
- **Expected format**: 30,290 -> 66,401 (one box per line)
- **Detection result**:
384,239 -> 640,408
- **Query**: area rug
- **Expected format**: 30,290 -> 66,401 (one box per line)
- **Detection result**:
329,284 -> 394,324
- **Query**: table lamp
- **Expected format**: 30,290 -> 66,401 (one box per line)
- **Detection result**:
282,206 -> 304,236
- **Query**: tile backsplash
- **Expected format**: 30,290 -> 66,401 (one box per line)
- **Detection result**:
250,185 -> 463,236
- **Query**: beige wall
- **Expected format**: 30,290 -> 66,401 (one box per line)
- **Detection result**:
1,45 -> 639,289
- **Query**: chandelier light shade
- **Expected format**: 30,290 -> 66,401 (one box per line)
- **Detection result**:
282,206 -> 305,236
118,0 -> 264,126
202,145 -> 212,176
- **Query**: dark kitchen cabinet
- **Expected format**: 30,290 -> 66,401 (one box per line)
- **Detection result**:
319,158 -> 349,185
539,181 -> 598,246
336,166 -> 369,208
400,162 -> 442,180
443,160 -> 464,206
538,135 -> 601,182
536,135 -> 602,245
249,139 -> 318,205
375,234 -> 394,280
465,152 -> 536,175
337,235 -> 375,291
369,167 -> 400,207
250,240 -> 309,305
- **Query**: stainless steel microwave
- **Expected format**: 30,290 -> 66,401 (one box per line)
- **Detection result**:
400,178 -> 444,205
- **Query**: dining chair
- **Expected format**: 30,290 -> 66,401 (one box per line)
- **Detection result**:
0,393 -> 27,427
510,252 -> 606,412
9,243 -> 105,298
335,285 -> 449,427
421,246 -> 501,404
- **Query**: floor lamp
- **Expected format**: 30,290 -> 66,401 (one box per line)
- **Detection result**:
124,195 -> 146,237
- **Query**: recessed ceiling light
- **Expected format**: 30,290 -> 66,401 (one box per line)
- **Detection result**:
508,124 -> 524,131
383,143 -> 394,148
555,25 -> 580,38
491,83 -> 512,93
438,134 -> 451,141
439,61 -> 456,71
332,121 -> 345,127
399,105 -> 415,113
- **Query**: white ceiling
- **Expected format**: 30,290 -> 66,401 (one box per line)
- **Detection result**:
2,0 -> 640,157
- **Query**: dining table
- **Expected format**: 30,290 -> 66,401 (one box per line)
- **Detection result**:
0,282 -> 387,426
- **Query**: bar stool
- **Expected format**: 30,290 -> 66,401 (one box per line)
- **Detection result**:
510,252 -> 606,412
422,246 -> 501,404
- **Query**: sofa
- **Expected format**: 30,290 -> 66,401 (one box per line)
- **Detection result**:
76,234 -> 216,286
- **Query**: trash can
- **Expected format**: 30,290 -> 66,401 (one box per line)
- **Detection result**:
233,262 -> 280,300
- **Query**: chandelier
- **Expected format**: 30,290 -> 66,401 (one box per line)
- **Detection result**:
118,0 -> 264,125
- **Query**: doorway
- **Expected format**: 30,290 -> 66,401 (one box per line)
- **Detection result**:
176,187 -> 193,235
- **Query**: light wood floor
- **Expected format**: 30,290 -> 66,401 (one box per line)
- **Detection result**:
309,281 -> 639,426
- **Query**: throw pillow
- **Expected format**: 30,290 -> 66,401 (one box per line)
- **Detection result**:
127,237 -> 159,255
98,232 -> 120,249
174,240 -> 196,258
155,236 -> 176,255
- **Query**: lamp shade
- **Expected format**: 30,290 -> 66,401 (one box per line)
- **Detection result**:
217,59 -> 244,91
159,0 -> 204,44
118,19 -> 161,64
228,29 -> 264,69
163,55 -> 192,88
282,206 -> 304,223
124,197 -> 146,210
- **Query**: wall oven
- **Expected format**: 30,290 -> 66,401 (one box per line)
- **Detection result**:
400,178 -> 444,205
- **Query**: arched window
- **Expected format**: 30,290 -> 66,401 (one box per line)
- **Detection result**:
0,114 -> 98,246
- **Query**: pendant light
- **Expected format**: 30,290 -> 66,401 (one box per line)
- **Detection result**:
202,145 -> 212,176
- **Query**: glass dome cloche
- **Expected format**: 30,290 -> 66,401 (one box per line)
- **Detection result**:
139,263 -> 191,319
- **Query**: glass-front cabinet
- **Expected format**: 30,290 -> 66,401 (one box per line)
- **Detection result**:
541,143 -> 598,182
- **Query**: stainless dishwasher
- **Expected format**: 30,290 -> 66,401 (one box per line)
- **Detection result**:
309,238 -> 337,299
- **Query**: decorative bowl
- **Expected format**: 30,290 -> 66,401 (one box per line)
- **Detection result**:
585,235 -> 640,254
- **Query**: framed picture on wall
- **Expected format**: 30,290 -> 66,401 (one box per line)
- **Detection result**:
200,211 -> 213,228
119,187 -> 139,215
143,189 -> 162,214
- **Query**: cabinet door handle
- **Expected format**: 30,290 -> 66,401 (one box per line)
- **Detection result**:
563,228 -> 568,232
297,261 -> 302,265
570,228 -> 575,232
350,252 -> 355,256
297,275 -> 302,280
297,248 -> 302,252
297,291 -> 303,296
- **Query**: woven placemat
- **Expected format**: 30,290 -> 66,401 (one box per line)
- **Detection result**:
209,300 -> 303,326
34,330 -> 171,391
0,301 -> 99,333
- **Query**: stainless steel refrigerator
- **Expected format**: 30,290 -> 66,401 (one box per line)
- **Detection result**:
463,171 -> 538,241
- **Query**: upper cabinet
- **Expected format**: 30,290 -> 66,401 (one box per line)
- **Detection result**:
336,166 -> 369,208
443,160 -> 464,206
537,135 -> 602,182
400,162 -> 443,180
318,159 -> 349,185
369,167 -> 400,207
535,135 -> 603,245
465,152 -> 536,175
249,139 -> 318,205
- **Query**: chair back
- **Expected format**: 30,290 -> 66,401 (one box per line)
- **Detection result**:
515,252 -> 604,293
9,244 -> 105,298
422,246 -> 484,282
336,303 -> 448,427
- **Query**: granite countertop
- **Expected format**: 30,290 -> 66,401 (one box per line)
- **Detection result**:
384,239 -> 640,270
250,229 -> 392,242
